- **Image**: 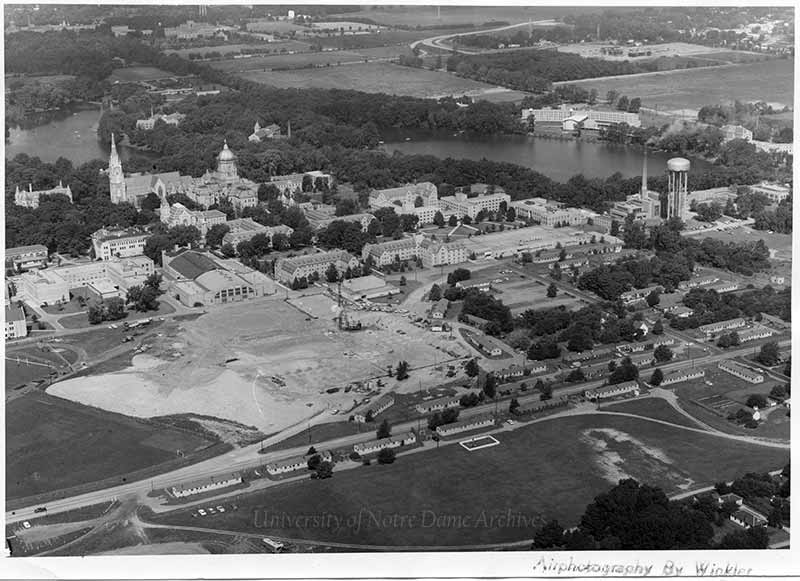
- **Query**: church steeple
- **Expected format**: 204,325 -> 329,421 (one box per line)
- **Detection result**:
108,133 -> 126,205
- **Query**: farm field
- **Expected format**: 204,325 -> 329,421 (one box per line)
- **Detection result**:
564,59 -> 794,112
47,295 -> 470,432
151,413 -> 788,547
209,45 -> 412,73
6,392 -> 217,500
109,66 -> 176,83
557,42 -> 766,63
239,61 -> 503,99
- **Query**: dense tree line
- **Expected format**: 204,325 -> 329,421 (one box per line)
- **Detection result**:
669,286 -> 790,331
460,289 -> 513,335
447,49 -> 712,94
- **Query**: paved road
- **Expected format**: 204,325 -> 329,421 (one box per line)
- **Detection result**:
411,20 -> 557,55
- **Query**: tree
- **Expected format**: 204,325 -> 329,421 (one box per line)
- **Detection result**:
448,214 -> 458,227
653,345 -> 673,363
746,394 -> 767,409
221,242 -> 236,258
628,97 -> 641,113
399,275 -> 407,286
325,262 -> 339,283
546,282 -> 558,298
532,520 -> 564,549
315,460 -> 334,479
540,383 -> 553,401
376,419 -> 391,439
104,297 -> 126,320
429,283 -> 442,302
616,95 -> 629,111
509,398 -> 520,414
144,273 -> 162,293
205,223 -> 230,248
87,302 -> 104,325
377,447 -> 396,464
396,360 -> 410,380
652,319 -> 664,335
483,372 -> 496,399
566,368 -> 585,382
606,90 -> 619,105
757,341 -> 780,366
447,268 -> 471,286
307,454 -> 322,470
465,358 -> 480,377
433,210 -> 445,227
650,368 -> 664,386
646,289 -> 661,307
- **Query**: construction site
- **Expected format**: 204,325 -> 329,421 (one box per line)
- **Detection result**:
47,291 -> 471,434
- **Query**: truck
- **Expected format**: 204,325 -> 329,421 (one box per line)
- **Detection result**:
262,538 -> 284,552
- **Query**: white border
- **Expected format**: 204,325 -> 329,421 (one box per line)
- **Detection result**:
1,0 -> 798,578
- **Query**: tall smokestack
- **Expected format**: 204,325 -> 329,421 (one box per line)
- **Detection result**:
641,148 -> 648,199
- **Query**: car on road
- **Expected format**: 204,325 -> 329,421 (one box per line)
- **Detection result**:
33,507 -> 47,513
506,419 -> 514,425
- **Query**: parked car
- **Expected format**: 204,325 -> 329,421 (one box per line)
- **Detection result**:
198,509 -> 207,516
216,506 -> 226,513
33,507 -> 47,514
22,522 -> 30,529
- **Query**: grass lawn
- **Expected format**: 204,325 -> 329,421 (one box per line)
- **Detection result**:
6,392 -> 217,501
109,66 -> 175,83
566,59 -> 793,111
152,414 -> 788,547
262,421 -> 361,453
4,360 -> 58,390
239,61 -> 501,99
600,397 -> 704,429
42,298 -> 86,315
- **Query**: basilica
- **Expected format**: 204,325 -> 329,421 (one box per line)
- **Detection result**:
107,135 -> 258,213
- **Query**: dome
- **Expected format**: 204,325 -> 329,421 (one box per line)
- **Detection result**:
217,140 -> 236,162
667,157 -> 690,172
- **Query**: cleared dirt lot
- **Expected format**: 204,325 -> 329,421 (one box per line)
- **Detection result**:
48,295 -> 470,431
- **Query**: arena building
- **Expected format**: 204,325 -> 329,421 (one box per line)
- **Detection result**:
162,250 -> 275,307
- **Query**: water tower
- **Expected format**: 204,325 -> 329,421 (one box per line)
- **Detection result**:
666,157 -> 690,219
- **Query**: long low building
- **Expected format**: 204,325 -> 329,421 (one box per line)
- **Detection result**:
512,398 -> 568,416
698,318 -> 747,337
435,414 -> 494,437
585,381 -> 640,401
265,451 -> 333,476
353,432 -> 416,455
737,326 -> 774,343
466,332 -> 505,357
416,395 -> 461,415
660,368 -> 705,386
170,472 -> 242,498
353,394 -> 395,423
718,360 -> 764,384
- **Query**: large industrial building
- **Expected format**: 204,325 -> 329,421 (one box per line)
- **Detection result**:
162,250 -> 275,307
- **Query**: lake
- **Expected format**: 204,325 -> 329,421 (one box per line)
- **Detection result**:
5,104 -> 143,165
381,130 -> 711,182
6,105 -> 710,183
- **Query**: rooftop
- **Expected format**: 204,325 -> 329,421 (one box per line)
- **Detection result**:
5,305 -> 25,323
168,251 -> 220,280
6,244 -> 48,257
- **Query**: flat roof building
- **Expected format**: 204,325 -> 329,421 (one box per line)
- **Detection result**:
91,226 -> 150,261
6,244 -> 48,272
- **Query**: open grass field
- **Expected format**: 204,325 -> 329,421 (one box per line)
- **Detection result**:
495,277 -> 584,314
109,66 -> 177,83
557,42 -> 766,64
239,62 -> 501,99
151,414 -> 788,547
48,296 -> 469,432
164,41 -> 309,58
6,392 -> 216,500
565,59 -> 793,111
600,397 -> 703,429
